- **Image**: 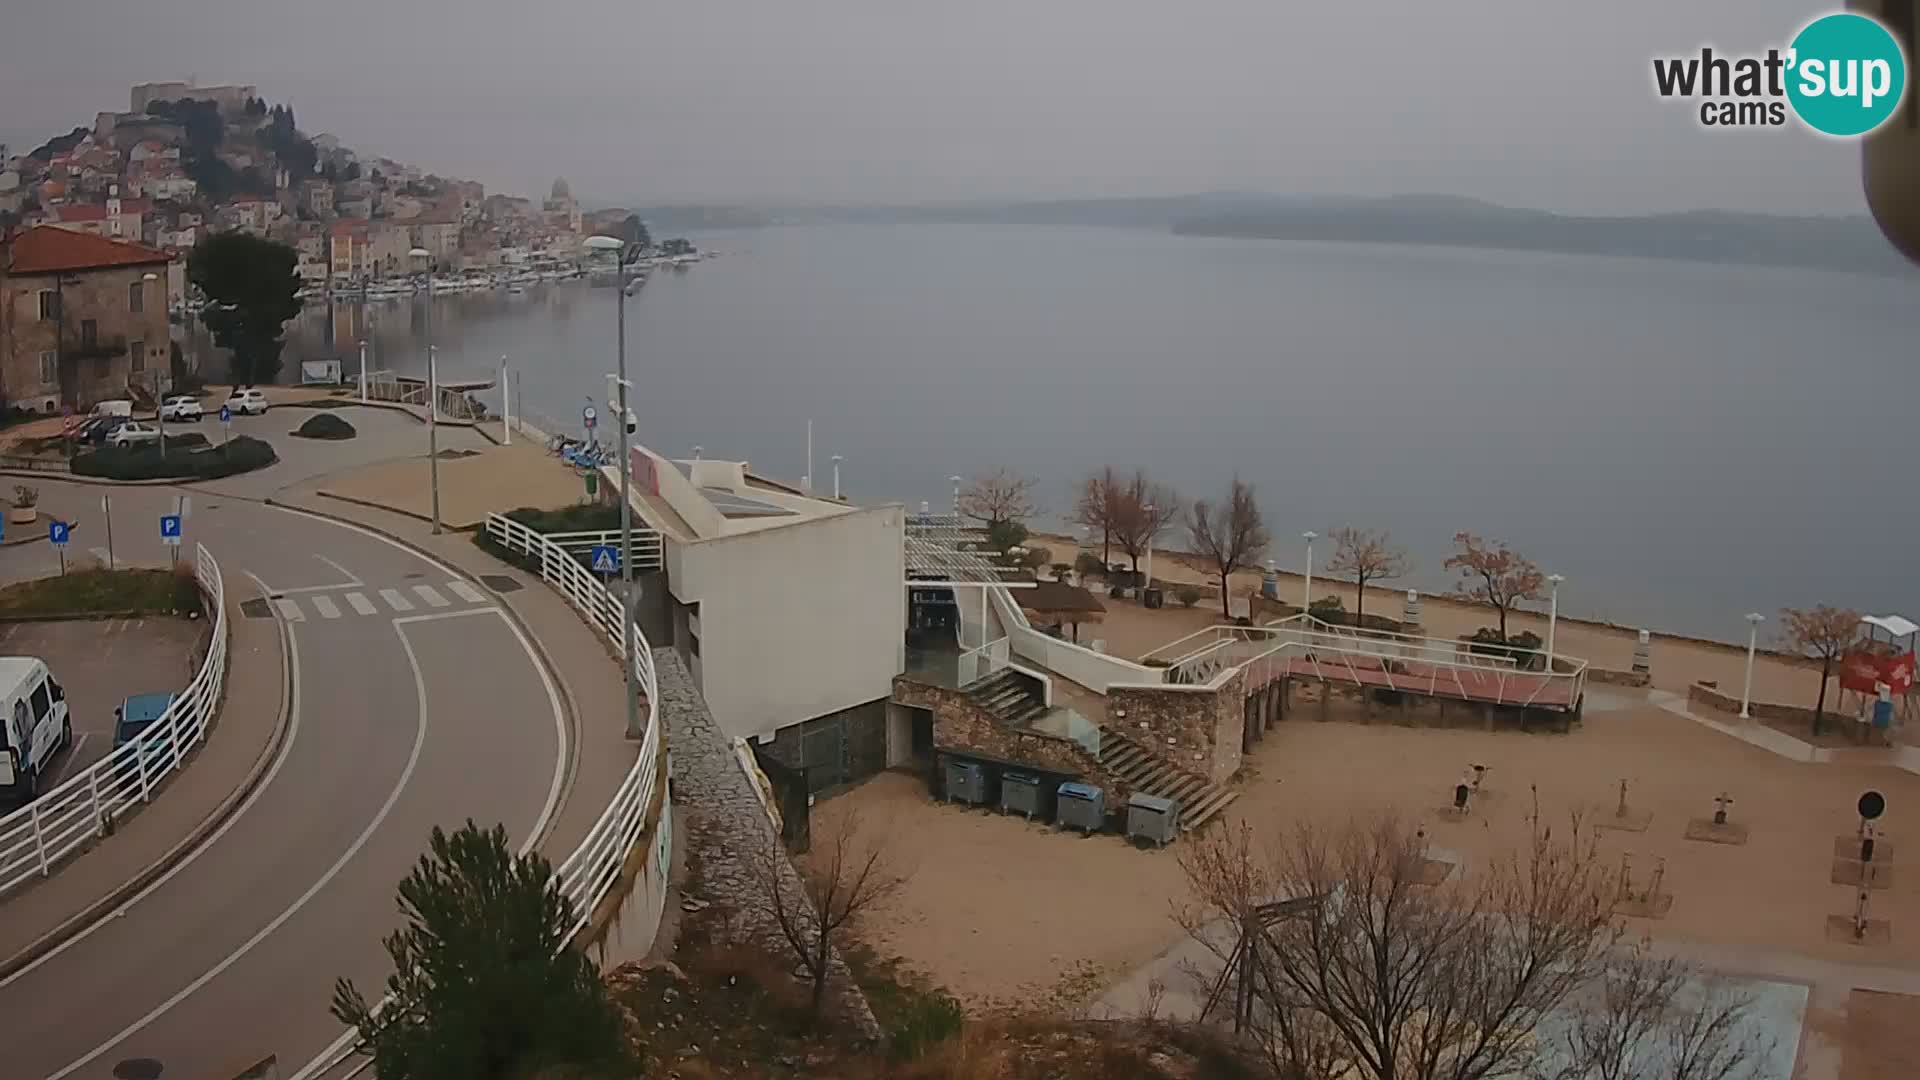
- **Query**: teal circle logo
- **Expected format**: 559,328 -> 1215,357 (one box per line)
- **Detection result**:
1786,13 -> 1908,137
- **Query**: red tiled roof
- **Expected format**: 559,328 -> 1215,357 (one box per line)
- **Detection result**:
5,226 -> 172,274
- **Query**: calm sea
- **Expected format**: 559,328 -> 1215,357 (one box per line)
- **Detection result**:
277,224 -> 1920,640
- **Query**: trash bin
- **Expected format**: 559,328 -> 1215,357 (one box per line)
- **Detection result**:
1127,792 -> 1181,847
945,759 -> 993,806
1144,588 -> 1165,609
1056,781 -> 1105,833
1000,771 -> 1045,819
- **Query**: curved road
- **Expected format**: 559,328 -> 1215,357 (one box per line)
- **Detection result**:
0,480 -> 567,1079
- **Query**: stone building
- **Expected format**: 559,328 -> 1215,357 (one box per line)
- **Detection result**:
0,226 -> 172,411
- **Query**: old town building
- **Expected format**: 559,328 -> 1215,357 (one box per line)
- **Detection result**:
0,226 -> 172,411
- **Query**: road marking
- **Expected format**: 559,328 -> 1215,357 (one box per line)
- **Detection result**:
378,588 -> 414,612
392,607 -> 499,626
344,592 -> 377,616
411,584 -> 450,608
293,606 -> 567,1080
3,570 -> 302,991
310,595 -> 341,620
446,579 -> 486,604
273,598 -> 305,622
273,583 -> 363,595
314,553 -> 361,585
46,611 -> 428,1080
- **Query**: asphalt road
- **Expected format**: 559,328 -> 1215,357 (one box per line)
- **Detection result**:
0,479 -> 567,1079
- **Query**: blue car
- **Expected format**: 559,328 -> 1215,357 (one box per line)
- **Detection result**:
114,692 -> 177,775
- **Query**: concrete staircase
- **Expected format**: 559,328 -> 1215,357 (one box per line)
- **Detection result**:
1096,727 -> 1240,832
965,669 -> 1050,727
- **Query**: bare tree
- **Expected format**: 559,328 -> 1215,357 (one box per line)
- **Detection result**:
743,810 -> 905,1019
1175,814 -> 1758,1080
1188,476 -> 1270,620
958,468 -> 1037,529
1073,466 -> 1123,565
1324,527 -> 1410,627
1778,605 -> 1861,736
1112,470 -> 1181,580
1545,937 -> 1768,1080
1444,532 -> 1546,641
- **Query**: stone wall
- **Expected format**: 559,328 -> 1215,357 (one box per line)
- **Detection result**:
660,650 -> 881,1040
1108,667 -> 1245,784
1687,681 -> 1821,726
892,676 -> 1126,806
1587,667 -> 1651,688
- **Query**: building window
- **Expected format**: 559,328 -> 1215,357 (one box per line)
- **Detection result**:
39,352 -> 56,387
128,281 -> 144,313
129,340 -> 146,373
38,291 -> 59,322
80,320 -> 97,347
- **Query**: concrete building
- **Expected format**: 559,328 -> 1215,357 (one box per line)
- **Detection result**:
409,217 -> 460,266
0,227 -> 171,411
607,445 -> 907,786
48,189 -> 147,241
300,180 -> 334,219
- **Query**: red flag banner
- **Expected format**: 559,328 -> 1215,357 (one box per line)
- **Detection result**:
1841,649 -> 1916,695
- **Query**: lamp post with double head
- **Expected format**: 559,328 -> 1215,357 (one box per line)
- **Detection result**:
1741,612 -> 1765,719
1301,531 -> 1318,612
1545,573 -> 1565,669
408,249 -> 441,533
585,234 -> 644,740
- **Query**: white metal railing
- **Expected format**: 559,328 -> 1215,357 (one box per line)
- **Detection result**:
541,529 -> 664,572
956,635 -> 1011,687
988,583 -> 1160,693
484,512 -> 664,939
0,543 -> 228,898
1141,615 -> 1588,710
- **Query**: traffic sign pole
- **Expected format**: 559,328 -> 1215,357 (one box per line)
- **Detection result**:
101,493 -> 114,571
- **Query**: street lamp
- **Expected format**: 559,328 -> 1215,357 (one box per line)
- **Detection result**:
499,354 -> 511,445
585,234 -> 644,740
1740,613 -> 1765,719
142,273 -> 167,457
831,454 -> 843,500
1301,531 -> 1318,612
358,339 -> 370,403
1545,573 -> 1566,670
950,475 -> 963,519
409,248 -> 441,534
1142,504 -> 1156,589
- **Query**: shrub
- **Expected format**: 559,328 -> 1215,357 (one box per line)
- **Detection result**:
293,412 -> 357,440
12,484 -> 37,508
888,989 -> 966,1061
72,435 -> 277,481
985,519 -> 1028,552
1050,562 -> 1073,581
1177,586 -> 1202,608
1020,544 -> 1052,572
1074,552 -> 1104,579
1309,595 -> 1347,621
1467,627 -> 1547,669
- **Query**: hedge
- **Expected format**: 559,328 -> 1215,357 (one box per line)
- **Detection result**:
73,435 -> 278,481
293,413 -> 357,440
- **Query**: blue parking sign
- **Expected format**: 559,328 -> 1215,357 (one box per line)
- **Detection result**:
48,520 -> 69,546
160,514 -> 183,545
589,544 -> 619,574
219,405 -> 232,424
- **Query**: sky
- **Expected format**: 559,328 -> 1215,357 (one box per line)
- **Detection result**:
0,0 -> 1875,215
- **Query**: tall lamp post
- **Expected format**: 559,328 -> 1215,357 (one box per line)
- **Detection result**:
142,272 -> 167,457
408,249 -> 441,533
1545,573 -> 1565,670
831,454 -> 843,500
584,234 -> 644,740
1301,531 -> 1318,612
1740,612 -> 1765,719
950,475 -> 963,520
1142,503 -> 1156,590
358,339 -> 370,403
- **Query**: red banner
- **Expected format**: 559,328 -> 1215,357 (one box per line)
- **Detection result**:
1841,649 -> 1916,695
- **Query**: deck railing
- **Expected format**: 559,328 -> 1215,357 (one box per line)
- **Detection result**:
0,543 -> 227,898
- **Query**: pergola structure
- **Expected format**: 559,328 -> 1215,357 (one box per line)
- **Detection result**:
904,513 -> 1033,655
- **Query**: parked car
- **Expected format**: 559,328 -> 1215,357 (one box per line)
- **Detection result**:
112,692 -> 176,781
223,388 -> 270,416
158,396 -> 203,421
0,657 -> 71,807
107,421 -> 162,448
83,416 -> 131,445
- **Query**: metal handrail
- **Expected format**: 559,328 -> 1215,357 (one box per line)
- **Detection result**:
0,543 -> 228,898
483,512 -> 663,939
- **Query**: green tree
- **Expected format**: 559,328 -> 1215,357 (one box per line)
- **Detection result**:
331,821 -> 632,1080
188,233 -> 302,385
620,214 -> 651,252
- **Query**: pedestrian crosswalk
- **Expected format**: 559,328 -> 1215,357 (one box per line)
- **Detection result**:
269,581 -> 493,623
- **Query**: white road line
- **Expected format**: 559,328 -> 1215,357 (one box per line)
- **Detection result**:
391,607 -> 500,626
273,583 -> 363,595
344,592 -> 377,616
313,553 -> 362,585
47,612 -> 429,1080
310,595 -> 341,620
445,579 -> 487,604
378,588 -> 414,612
411,584 -> 450,608
3,569 -> 303,990
273,598 -> 305,622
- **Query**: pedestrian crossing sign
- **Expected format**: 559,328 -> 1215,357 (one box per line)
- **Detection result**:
590,545 -> 619,575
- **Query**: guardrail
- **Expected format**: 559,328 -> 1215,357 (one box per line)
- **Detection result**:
0,543 -> 227,898
956,635 -> 1010,687
542,529 -> 664,572
483,512 -> 664,939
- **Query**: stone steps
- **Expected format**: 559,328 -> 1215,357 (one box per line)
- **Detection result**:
1097,728 -> 1239,832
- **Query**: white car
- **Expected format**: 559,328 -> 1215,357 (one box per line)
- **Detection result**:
107,421 -> 162,448
158,395 -> 203,421
224,388 -> 270,416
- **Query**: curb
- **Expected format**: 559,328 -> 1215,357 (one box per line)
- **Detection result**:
0,576 -> 292,983
310,489 -> 481,533
262,494 -> 583,851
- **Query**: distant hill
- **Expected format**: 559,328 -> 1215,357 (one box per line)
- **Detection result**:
723,193 -> 1916,277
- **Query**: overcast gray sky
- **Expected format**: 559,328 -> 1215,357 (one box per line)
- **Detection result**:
0,0 -> 1871,214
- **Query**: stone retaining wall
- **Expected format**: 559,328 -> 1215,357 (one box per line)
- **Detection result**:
893,676 -> 1130,806
1587,667 -> 1651,688
1108,667 -> 1245,784
1687,681 -> 1820,726
658,650 -> 881,1040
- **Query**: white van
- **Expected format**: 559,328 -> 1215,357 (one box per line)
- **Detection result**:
90,399 -> 133,419
0,658 -> 71,806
